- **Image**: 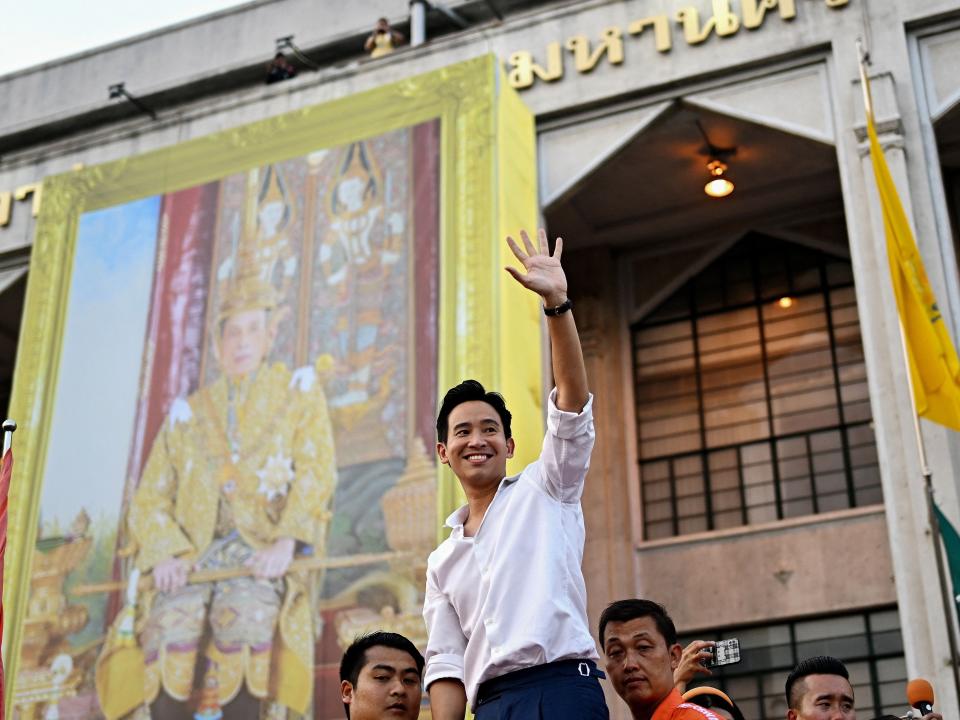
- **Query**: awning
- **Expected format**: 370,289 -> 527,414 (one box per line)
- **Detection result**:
0,265 -> 26,296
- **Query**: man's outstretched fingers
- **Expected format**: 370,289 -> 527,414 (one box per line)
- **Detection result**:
507,235 -> 528,263
553,236 -> 563,260
504,265 -> 529,287
538,228 -> 549,255
520,229 -> 537,256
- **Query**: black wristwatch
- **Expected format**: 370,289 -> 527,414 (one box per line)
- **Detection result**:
543,298 -> 573,316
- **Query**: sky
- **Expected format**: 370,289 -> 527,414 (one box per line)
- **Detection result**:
0,0 -> 244,76
40,196 -> 161,531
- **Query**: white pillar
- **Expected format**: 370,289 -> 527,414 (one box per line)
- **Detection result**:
842,67 -> 960,710
410,0 -> 427,47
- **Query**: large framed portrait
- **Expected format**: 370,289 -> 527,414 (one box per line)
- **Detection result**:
3,55 -> 541,720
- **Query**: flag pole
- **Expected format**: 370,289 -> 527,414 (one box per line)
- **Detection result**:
1,420 -> 14,456
857,40 -> 960,698
1,418 -> 15,720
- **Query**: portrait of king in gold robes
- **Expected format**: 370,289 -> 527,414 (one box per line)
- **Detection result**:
123,184 -> 338,718
14,122 -> 441,720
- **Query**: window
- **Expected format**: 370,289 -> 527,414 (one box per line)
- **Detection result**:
633,235 -> 881,539
679,608 -> 907,720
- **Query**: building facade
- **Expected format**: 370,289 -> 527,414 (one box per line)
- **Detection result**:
2,1 -> 960,718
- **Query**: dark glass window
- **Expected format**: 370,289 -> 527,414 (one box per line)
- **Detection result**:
679,608 -> 907,720
632,235 -> 881,539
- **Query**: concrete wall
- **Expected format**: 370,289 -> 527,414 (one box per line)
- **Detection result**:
636,508 -> 896,631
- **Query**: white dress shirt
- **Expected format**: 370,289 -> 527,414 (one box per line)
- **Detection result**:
422,389 -> 598,709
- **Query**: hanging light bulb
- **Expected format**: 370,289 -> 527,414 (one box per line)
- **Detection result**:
704,159 -> 734,198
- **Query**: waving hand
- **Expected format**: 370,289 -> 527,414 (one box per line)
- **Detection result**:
505,229 -> 568,308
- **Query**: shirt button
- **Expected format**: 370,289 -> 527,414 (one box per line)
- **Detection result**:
484,617 -> 494,626
491,645 -> 501,655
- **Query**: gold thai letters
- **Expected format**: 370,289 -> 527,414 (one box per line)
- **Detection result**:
0,193 -> 11,227
507,42 -> 564,89
507,0 -> 850,90
627,16 -> 673,53
566,26 -> 624,74
676,0 -> 740,46
0,183 -> 42,228
741,0 -> 797,30
15,183 -> 42,218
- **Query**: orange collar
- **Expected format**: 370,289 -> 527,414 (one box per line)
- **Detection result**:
650,689 -> 722,720
652,689 -> 687,720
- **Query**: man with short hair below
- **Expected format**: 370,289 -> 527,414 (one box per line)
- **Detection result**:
423,229 -> 607,719
784,656 -> 856,720
785,655 -> 943,720
599,599 -> 723,720
340,631 -> 424,720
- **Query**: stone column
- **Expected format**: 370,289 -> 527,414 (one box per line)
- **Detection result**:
842,66 -> 960,708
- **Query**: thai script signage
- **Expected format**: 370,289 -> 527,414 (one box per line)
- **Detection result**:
0,183 -> 42,227
507,0 -> 850,89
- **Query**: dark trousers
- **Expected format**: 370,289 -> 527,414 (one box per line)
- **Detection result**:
474,659 -> 609,720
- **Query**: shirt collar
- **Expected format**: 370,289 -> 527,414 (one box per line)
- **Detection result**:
651,688 -> 686,720
443,474 -> 520,531
445,504 -> 469,530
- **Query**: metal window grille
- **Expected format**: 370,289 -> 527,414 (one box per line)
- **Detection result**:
632,235 -> 881,539
678,608 -> 907,720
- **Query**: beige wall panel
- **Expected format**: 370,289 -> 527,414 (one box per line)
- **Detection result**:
567,248 -> 638,629
635,508 -> 896,631
685,65 -> 834,143
538,102 -> 670,207
917,27 -> 960,119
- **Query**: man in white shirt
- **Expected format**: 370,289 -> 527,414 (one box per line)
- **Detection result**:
423,229 -> 608,720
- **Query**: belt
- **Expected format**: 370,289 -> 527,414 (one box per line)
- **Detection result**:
476,659 -> 606,705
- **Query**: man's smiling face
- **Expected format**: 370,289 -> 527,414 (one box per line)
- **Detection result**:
437,400 -> 515,489
603,616 -> 681,717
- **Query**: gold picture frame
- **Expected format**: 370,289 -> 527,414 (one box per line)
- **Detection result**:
2,53 -> 541,714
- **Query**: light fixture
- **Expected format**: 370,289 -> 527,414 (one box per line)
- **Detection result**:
696,119 -> 737,199
107,82 -> 157,121
275,35 -> 320,70
778,296 -> 794,309
704,160 -> 734,198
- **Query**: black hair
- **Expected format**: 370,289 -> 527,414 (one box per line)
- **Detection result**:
598,598 -> 677,648
785,656 -> 850,710
436,379 -> 512,443
339,631 -> 425,718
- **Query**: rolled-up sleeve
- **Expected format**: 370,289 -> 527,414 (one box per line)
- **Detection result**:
423,567 -> 467,689
537,388 -> 595,502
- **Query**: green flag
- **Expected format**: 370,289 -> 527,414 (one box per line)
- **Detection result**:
934,500 -> 960,615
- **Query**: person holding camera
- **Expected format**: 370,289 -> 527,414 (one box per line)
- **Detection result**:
599,599 -> 724,720
364,17 -> 405,58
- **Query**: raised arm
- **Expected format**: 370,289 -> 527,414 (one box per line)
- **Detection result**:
506,228 -> 588,412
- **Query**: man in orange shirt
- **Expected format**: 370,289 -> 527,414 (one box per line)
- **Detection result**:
599,599 -> 722,720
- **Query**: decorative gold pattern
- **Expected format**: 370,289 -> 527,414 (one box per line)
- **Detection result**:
12,519 -> 91,719
381,437 -> 437,558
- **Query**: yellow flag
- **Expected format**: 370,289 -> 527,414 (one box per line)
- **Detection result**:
862,70 -> 960,430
